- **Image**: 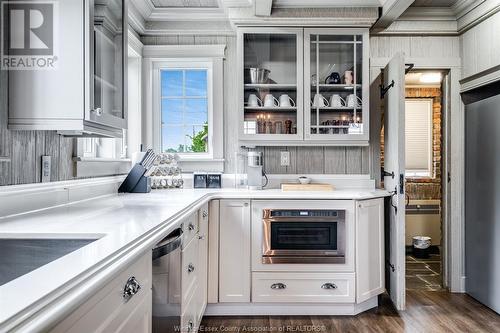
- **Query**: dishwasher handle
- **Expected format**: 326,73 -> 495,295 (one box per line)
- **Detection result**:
152,228 -> 183,260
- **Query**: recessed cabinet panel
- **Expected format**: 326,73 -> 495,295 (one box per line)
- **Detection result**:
305,30 -> 369,142
239,28 -> 304,141
238,28 -> 369,145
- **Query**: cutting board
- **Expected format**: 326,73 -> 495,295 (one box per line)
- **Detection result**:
281,183 -> 334,192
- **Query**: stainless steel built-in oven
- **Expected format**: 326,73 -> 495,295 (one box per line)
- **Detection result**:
262,209 -> 345,264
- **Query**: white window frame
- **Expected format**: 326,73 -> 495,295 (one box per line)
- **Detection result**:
405,98 -> 433,178
143,45 -> 225,172
153,61 -> 214,159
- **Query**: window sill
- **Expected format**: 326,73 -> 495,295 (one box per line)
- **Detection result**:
74,157 -> 131,178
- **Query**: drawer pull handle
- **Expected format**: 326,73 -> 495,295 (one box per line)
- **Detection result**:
271,283 -> 286,290
188,223 -> 196,231
321,283 -> 337,290
202,210 -> 208,218
187,263 -> 195,273
123,276 -> 141,301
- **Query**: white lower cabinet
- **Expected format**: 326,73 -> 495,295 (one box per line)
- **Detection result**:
218,200 -> 251,302
51,253 -> 152,333
252,272 -> 355,303
356,198 -> 385,303
180,205 -> 209,332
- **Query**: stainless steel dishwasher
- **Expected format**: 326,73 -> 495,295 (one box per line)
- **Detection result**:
152,227 -> 183,333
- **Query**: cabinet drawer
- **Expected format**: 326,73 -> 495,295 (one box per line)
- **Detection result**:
181,237 -> 199,306
181,285 -> 199,333
182,213 -> 199,249
51,253 -> 152,333
252,272 -> 355,303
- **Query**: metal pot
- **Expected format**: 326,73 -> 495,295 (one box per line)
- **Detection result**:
247,68 -> 271,84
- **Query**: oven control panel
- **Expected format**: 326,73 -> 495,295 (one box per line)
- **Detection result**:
268,210 -> 345,219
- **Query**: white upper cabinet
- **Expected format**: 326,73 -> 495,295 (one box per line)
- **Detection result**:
238,27 -> 304,142
304,29 -> 369,144
238,27 -> 369,146
7,0 -> 127,137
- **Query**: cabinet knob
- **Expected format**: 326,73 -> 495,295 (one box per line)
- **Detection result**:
123,276 -> 141,301
244,202 -> 249,207
202,210 -> 208,218
188,223 -> 196,231
91,108 -> 103,116
321,283 -> 337,290
270,283 -> 286,290
198,235 -> 205,240
187,263 -> 195,273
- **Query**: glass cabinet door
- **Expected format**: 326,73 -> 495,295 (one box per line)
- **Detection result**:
91,0 -> 127,129
305,30 -> 368,141
240,29 -> 303,140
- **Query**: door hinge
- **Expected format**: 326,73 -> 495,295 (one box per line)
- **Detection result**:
387,260 -> 395,272
390,187 -> 398,215
399,173 -> 405,194
381,168 -> 395,179
405,63 -> 415,74
380,80 -> 395,98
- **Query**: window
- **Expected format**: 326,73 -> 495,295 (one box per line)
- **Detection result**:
161,68 -> 209,154
405,99 -> 433,177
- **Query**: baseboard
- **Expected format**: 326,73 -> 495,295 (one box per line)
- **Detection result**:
205,297 -> 378,316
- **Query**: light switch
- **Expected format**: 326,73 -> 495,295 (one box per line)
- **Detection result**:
280,151 -> 290,166
41,155 -> 51,182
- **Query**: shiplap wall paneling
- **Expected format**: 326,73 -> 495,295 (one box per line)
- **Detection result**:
460,12 -> 500,79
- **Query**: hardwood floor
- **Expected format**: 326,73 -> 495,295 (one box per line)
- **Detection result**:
200,291 -> 500,333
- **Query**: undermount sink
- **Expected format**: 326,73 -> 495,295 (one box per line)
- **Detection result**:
0,237 -> 100,286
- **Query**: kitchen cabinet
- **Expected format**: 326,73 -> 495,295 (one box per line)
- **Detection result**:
238,27 -> 369,146
304,29 -> 369,143
238,28 -> 304,142
356,198 -> 385,303
219,200 -> 251,302
180,207 -> 209,332
50,252 -> 152,333
8,0 -> 127,137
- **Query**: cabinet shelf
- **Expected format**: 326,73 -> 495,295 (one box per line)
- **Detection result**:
310,107 -> 360,111
310,84 -> 361,90
245,84 -> 297,90
244,106 -> 297,112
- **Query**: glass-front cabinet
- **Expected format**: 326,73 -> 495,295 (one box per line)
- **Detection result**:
304,29 -> 369,142
238,28 -> 304,141
238,28 -> 369,145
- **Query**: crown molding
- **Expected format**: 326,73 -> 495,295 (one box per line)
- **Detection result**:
374,19 -> 458,35
143,44 -> 227,58
132,0 -> 155,19
400,7 -> 457,20
456,0 -> 500,33
228,7 -> 378,27
273,0 -> 381,8
148,7 -> 227,21
143,20 -> 235,35
128,0 -> 147,34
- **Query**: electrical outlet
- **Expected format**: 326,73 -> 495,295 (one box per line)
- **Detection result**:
280,151 -> 290,166
41,155 -> 51,182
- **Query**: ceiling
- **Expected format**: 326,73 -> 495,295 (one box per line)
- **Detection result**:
150,0 -> 219,7
411,0 -> 460,7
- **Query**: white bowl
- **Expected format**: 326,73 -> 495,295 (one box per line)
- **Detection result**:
298,177 -> 311,184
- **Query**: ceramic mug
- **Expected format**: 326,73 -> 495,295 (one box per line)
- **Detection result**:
344,70 -> 354,84
279,94 -> 295,107
346,94 -> 362,108
330,94 -> 346,108
312,93 -> 329,108
247,94 -> 262,107
264,94 -> 279,107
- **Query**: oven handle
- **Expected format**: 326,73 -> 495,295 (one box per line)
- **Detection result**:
262,217 -> 344,223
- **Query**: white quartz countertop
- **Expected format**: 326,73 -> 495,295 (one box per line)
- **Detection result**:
0,188 -> 389,331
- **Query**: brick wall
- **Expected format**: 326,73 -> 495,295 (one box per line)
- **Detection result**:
380,87 -> 443,200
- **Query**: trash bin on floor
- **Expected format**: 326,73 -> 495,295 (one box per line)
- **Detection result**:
412,236 -> 431,259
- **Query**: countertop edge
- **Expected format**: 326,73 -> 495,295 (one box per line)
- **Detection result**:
1,190 -> 389,331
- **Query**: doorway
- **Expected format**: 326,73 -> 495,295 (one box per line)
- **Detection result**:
403,71 -> 446,291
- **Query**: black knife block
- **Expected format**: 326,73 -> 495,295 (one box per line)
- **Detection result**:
118,164 -> 151,193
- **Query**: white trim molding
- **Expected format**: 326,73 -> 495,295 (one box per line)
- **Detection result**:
142,45 -> 226,172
